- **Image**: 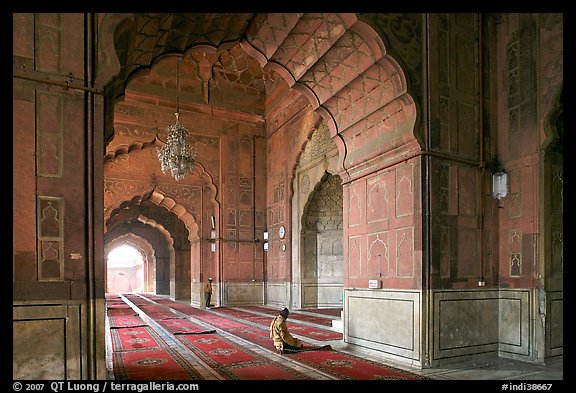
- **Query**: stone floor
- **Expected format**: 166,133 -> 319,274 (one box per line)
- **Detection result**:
106,294 -> 564,385
343,343 -> 563,381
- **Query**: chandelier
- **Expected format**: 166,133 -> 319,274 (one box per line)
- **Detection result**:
156,58 -> 197,182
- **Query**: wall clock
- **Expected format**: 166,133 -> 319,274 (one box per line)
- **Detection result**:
278,225 -> 285,239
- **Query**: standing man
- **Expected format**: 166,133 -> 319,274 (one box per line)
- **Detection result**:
203,278 -> 213,308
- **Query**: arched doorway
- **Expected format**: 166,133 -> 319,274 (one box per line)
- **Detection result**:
301,172 -> 343,308
291,121 -> 343,309
106,244 -> 144,293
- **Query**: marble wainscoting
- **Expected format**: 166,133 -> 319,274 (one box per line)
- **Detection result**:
301,282 -> 343,308
547,290 -> 563,357
432,288 -> 541,365
222,281 -> 265,306
344,288 -> 423,368
13,299 -> 107,380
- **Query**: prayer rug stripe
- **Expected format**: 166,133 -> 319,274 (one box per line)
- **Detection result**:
110,326 -> 167,352
112,348 -> 203,380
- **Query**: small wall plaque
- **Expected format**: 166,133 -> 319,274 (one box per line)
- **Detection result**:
368,279 -> 381,289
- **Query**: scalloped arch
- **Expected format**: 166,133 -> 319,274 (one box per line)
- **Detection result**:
106,189 -> 200,242
105,233 -> 156,262
97,13 -> 417,175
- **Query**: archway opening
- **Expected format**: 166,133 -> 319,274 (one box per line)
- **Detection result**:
106,244 -> 145,293
301,172 -> 344,308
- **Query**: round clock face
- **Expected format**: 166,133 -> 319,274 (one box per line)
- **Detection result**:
278,225 -> 285,239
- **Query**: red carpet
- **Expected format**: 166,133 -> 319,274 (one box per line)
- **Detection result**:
110,326 -> 166,351
176,333 -> 309,380
158,318 -> 216,335
107,304 -> 132,309
107,308 -> 138,317
138,304 -> 182,319
227,363 -> 309,380
112,348 -> 204,380
239,305 -> 337,326
291,350 -> 427,380
118,293 -> 429,380
108,314 -> 147,328
109,295 -> 204,380
301,307 -> 343,317
122,294 -> 313,380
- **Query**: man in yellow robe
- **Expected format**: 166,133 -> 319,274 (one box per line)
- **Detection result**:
269,308 -> 303,354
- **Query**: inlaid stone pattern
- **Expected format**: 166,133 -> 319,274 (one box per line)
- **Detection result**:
37,196 -> 64,281
298,122 -> 337,168
508,168 -> 522,219
269,13 -> 348,82
298,26 -> 379,105
505,14 -> 537,160
304,174 -> 343,232
358,13 -> 423,122
551,229 -> 563,277
366,171 -> 391,223
345,160 -> 419,286
538,13 -> 563,117
304,175 -> 343,281
509,229 -> 522,277
36,91 -> 63,178
367,232 -> 389,278
551,165 -> 563,217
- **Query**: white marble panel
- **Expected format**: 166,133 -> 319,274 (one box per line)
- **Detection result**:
13,303 -> 82,380
224,282 -> 264,305
344,289 -> 421,365
265,282 -> 290,306
434,290 -> 499,360
498,289 -> 530,356
548,291 -> 563,356
302,283 -> 343,307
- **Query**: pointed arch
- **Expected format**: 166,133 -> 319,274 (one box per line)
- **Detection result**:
105,233 -> 156,292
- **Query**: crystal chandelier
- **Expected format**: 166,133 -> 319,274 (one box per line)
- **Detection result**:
156,58 -> 196,182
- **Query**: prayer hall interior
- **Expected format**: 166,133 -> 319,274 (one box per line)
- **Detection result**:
12,13 -> 563,381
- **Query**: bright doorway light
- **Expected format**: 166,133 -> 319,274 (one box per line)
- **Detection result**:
107,244 -> 144,293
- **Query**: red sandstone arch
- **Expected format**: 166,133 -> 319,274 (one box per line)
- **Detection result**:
96,13 -> 417,177
106,190 -> 200,241
104,141 -> 219,243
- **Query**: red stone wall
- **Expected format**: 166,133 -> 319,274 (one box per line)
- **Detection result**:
13,13 -> 108,379
13,13 -> 94,301
425,13 -> 491,290
265,89 -> 323,282
344,158 -> 423,290
104,68 -> 268,286
219,121 -> 267,283
495,13 -> 563,290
